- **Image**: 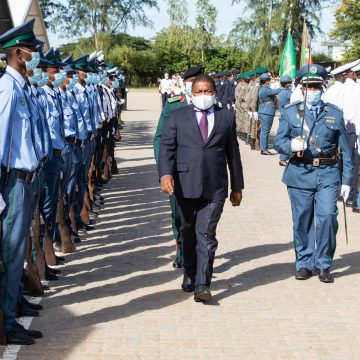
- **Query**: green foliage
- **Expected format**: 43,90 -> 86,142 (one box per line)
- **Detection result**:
229,0 -> 332,71
195,0 -> 218,63
312,52 -> 333,63
40,0 -> 158,49
330,0 -> 360,61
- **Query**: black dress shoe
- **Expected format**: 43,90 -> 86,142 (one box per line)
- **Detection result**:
45,267 -> 60,281
172,257 -> 182,269
21,297 -> 43,311
295,268 -> 312,280
46,265 -> 62,275
313,268 -> 334,283
194,285 -> 212,302
17,305 -> 39,317
261,150 -> 273,155
56,255 -> 66,263
73,236 -> 81,243
6,328 -> 35,345
15,323 -> 43,339
181,276 -> 196,292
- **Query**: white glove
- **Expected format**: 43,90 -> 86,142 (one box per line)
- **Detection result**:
291,137 -> 307,152
247,111 -> 252,117
60,171 -> 64,180
340,184 -> 351,202
0,193 -> 6,215
253,112 -> 259,120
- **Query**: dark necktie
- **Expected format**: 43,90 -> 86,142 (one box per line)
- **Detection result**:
23,83 -> 39,162
199,111 -> 208,143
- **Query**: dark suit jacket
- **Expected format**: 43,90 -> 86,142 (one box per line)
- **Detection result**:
158,104 -> 244,201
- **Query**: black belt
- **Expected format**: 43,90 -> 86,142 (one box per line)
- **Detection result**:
53,149 -> 62,157
65,136 -> 76,144
1,167 -> 36,184
291,156 -> 338,167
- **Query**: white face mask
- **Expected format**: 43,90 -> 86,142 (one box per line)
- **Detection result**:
192,94 -> 216,110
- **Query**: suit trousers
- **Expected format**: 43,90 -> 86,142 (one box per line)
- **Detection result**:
169,193 -> 182,258
288,183 -> 339,271
177,196 -> 224,286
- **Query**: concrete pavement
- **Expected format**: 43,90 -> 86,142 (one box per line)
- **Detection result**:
2,90 -> 360,360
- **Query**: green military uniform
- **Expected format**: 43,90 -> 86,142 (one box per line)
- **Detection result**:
154,94 -> 188,264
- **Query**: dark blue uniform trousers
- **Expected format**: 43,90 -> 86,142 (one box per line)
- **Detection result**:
288,183 -> 339,271
177,197 -> 224,286
40,153 -> 60,240
259,113 -> 275,151
0,172 -> 33,331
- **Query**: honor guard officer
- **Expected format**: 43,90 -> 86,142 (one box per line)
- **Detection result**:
278,75 -> 293,166
258,72 -> 281,155
0,18 -> 44,345
154,66 -> 204,269
274,64 -> 353,283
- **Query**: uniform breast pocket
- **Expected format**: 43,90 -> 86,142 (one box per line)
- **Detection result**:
18,109 -> 31,131
176,163 -> 189,172
63,107 -> 73,116
290,121 -> 302,137
324,123 -> 339,140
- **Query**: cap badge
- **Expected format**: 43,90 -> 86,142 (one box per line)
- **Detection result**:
310,66 -> 317,75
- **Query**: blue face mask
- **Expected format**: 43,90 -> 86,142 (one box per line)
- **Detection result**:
306,90 -> 322,106
36,72 -> 49,87
52,72 -> 63,88
85,73 -> 93,84
28,68 -> 42,84
66,81 -> 75,91
21,49 -> 40,71
111,80 -> 119,89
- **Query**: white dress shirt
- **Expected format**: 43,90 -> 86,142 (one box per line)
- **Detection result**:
194,105 -> 215,137
322,81 -> 344,109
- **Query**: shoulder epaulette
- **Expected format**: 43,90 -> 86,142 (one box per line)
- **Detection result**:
168,95 -> 182,103
285,100 -> 301,109
325,102 -> 343,114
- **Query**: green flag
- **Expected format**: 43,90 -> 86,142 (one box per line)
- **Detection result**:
279,31 -> 296,78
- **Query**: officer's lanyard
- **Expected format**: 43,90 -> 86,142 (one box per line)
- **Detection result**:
298,105 -> 323,155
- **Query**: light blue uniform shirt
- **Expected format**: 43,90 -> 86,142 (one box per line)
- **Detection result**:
38,85 -> 65,150
59,88 -> 77,138
32,85 -> 53,158
74,83 -> 96,134
0,66 -> 39,177
89,84 -> 100,130
25,83 -> 45,160
69,90 -> 88,141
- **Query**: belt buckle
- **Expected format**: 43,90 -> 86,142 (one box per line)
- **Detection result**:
313,158 -> 320,167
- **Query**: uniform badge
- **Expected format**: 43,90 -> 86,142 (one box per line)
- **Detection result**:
310,66 -> 318,75
325,117 -> 336,124
19,97 -> 26,107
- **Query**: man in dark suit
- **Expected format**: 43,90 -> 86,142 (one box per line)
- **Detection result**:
158,74 -> 244,302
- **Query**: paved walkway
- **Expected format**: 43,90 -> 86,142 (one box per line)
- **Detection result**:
2,91 -> 360,360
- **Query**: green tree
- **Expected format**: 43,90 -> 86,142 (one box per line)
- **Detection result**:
330,0 -> 360,61
195,0 -> 217,63
229,0 -> 331,71
40,0 -> 158,50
